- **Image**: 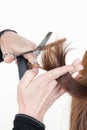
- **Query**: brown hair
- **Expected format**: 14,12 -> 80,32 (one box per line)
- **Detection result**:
70,51 -> 87,130
41,39 -> 87,130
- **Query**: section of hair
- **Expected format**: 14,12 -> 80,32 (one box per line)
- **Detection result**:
42,39 -> 87,98
42,39 -> 66,70
70,97 -> 87,130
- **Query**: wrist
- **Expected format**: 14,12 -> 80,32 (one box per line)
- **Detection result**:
19,107 -> 44,122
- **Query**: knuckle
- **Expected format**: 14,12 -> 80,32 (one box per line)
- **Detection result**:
61,67 -> 66,73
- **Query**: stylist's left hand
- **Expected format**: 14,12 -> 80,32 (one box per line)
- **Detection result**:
17,65 -> 75,122
0,31 -> 36,63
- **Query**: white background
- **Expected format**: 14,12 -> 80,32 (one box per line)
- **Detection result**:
0,0 -> 87,130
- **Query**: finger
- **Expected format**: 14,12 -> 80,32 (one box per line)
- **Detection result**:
34,65 -> 74,86
18,68 -> 38,89
42,65 -> 74,82
70,58 -> 83,74
23,53 -> 36,63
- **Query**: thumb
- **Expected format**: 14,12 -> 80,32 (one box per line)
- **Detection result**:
19,68 -> 38,89
3,53 -> 15,63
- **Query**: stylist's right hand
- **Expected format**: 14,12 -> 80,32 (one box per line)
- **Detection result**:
17,65 -> 74,122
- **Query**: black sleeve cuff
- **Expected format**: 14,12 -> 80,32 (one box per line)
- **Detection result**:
13,114 -> 45,130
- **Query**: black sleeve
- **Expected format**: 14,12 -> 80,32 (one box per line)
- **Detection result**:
12,114 -> 45,130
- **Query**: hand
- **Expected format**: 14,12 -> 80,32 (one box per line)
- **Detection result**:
0,31 -> 36,63
17,65 -> 75,122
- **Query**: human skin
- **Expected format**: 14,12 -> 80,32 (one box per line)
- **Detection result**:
0,31 -> 36,63
0,31 -> 83,122
17,65 -> 76,122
